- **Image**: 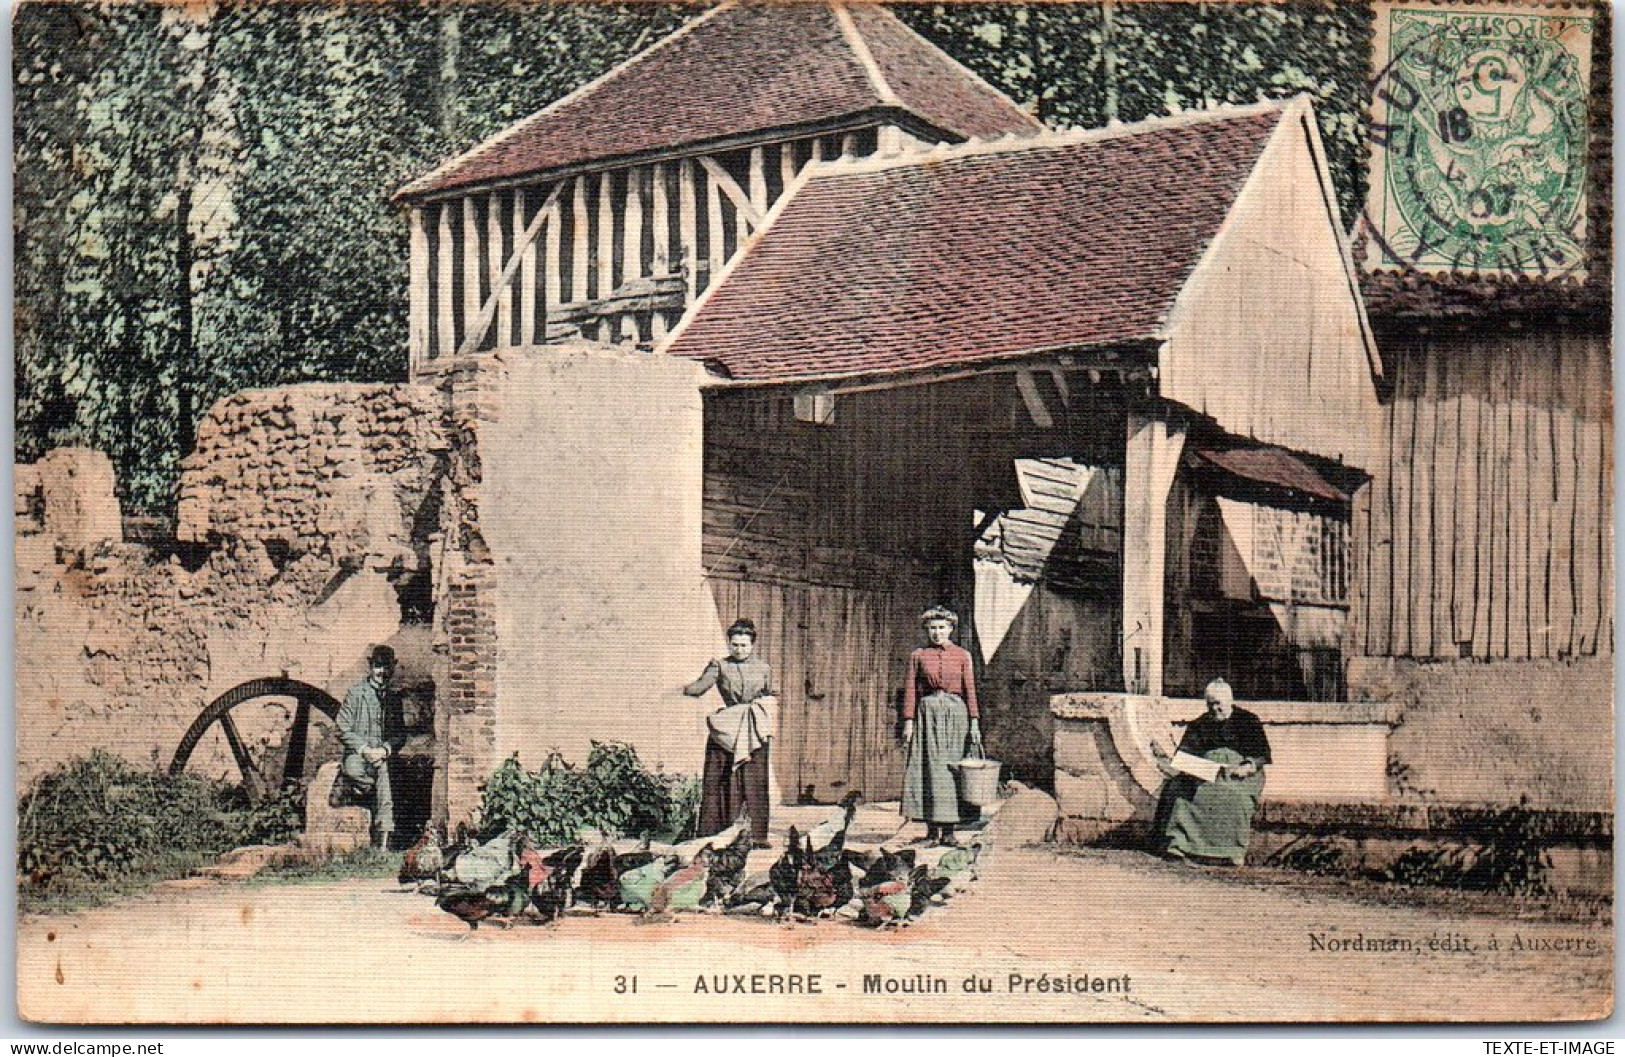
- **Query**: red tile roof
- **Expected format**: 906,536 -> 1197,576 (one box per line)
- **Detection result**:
662,105 -> 1287,383
397,2 -> 1041,200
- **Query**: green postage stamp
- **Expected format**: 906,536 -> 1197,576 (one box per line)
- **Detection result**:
1367,1 -> 1594,277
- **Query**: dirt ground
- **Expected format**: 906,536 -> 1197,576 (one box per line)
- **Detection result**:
17,842 -> 1612,1024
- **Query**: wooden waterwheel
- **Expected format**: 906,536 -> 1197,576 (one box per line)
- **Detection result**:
169,677 -> 342,801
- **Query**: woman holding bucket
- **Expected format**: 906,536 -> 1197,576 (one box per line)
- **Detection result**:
900,606 -> 980,846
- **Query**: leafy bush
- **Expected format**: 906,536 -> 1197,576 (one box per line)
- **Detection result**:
1384,845 -> 1473,889
1272,838 -> 1352,876
478,742 -> 698,846
19,751 -> 302,890
1462,805 -> 1555,899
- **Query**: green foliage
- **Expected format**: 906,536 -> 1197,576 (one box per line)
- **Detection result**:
478,742 -> 699,846
17,2 -> 1373,511
18,751 -> 303,894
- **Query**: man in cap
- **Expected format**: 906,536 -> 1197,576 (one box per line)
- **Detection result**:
336,644 -> 398,849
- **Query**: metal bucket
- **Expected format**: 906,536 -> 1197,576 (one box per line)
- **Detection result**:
950,754 -> 1003,807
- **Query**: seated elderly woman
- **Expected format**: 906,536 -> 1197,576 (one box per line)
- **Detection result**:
1150,679 -> 1272,866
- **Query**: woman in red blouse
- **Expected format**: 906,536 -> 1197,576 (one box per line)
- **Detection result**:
901,606 -> 981,845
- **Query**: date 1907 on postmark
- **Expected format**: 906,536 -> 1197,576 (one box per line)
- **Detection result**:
1366,2 -> 1593,278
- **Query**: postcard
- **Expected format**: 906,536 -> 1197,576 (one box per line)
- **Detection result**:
13,0 -> 1612,1024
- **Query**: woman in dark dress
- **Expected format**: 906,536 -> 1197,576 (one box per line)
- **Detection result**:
1151,678 -> 1272,865
901,606 -> 981,846
684,618 -> 775,844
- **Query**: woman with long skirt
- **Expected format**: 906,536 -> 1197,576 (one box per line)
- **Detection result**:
901,606 -> 980,846
684,618 -> 775,845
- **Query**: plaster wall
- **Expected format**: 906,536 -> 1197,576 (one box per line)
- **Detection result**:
474,345 -> 723,783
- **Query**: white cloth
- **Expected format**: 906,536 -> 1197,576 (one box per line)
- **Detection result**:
707,699 -> 775,768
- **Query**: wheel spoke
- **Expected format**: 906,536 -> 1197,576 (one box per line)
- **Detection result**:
283,697 -> 312,789
218,711 -> 260,782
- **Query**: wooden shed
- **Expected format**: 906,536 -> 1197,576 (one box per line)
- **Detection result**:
393,1 -> 1041,371
664,97 -> 1382,796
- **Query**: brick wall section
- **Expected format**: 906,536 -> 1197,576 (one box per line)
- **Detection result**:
430,357 -> 506,824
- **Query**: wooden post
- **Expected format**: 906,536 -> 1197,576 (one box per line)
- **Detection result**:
488,190 -> 508,348
650,162 -> 671,340
705,159 -> 726,292
748,145 -> 768,221
598,170 -> 617,341
461,197 -> 481,351
780,141 -> 798,190
517,187 -> 535,346
571,177 -> 590,304
1121,406 -> 1186,697
436,202 -> 456,358
679,157 -> 699,304
545,180 -> 564,323
622,165 -> 644,341
408,206 -> 429,372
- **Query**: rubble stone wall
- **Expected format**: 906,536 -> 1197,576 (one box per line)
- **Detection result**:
16,385 -> 443,792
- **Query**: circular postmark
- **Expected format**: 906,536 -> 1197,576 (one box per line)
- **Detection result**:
1366,5 -> 1592,278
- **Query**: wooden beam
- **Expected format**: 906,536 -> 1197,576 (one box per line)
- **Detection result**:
517,187 -> 536,346
650,162 -> 671,341
461,197 -> 481,349
697,155 -> 764,229
544,181 -> 564,323
488,190 -> 509,348
622,165 -> 644,340
1015,369 -> 1055,428
597,170 -> 617,341
705,161 -> 726,289
436,202 -> 455,358
779,141 -> 797,192
407,206 -> 429,370
572,176 -> 590,304
455,181 -> 568,356
1121,409 -> 1185,697
748,145 -> 768,216
679,157 -> 699,304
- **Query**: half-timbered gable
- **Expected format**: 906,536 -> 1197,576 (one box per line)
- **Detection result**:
393,1 -> 1041,372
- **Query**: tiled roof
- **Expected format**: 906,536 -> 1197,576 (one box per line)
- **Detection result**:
397,2 -> 1041,200
663,105 -> 1286,383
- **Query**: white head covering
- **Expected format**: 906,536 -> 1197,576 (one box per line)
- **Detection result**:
1204,678 -> 1234,705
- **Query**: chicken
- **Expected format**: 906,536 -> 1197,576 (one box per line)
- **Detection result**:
529,846 -> 584,924
618,854 -> 679,911
795,830 -> 851,917
857,863 -> 952,927
574,847 -> 621,908
649,845 -> 712,916
807,791 -> 863,847
399,822 -> 445,885
435,871 -> 530,930
768,825 -> 804,916
703,823 -> 755,908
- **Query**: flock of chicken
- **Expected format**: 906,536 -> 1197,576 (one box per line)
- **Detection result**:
399,794 -> 984,931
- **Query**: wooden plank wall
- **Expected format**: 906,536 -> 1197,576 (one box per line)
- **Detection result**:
1350,329 -> 1613,661
702,378 -> 1129,800
409,130 -> 879,363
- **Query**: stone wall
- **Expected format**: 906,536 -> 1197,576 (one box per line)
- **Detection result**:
1350,656 -> 1615,812
16,384 -> 443,792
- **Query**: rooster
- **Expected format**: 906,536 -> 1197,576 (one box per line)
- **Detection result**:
703,819 -> 755,908
858,864 -> 948,927
795,830 -> 852,917
399,822 -> 445,885
768,825 -> 804,917
435,871 -> 530,930
528,846 -> 585,924
807,791 -> 863,847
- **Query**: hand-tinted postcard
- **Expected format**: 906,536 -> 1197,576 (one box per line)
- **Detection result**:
13,0 -> 1613,1024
